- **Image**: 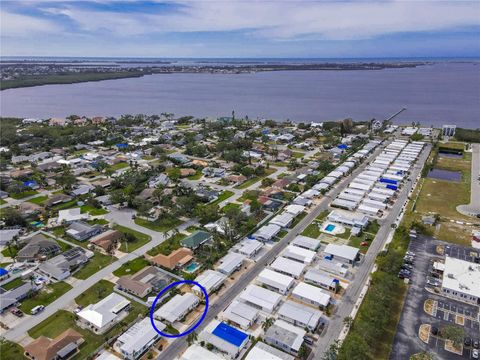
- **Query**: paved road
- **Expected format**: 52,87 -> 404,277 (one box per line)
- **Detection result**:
457,143 -> 480,217
311,143 -> 432,360
157,141 -> 393,360
3,208 -> 195,342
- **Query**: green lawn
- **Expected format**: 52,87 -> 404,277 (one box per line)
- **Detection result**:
290,212 -> 307,228
73,252 -> 116,280
335,228 -> 351,240
221,202 -> 241,213
0,262 -> 13,268
107,162 -> 129,171
316,211 -> 329,221
55,239 -> 72,252
186,225 -> 202,233
2,277 -> 25,291
147,233 -> 186,256
134,217 -> 182,233
75,280 -> 114,307
187,170 -> 203,180
0,199 -> 6,205
87,218 -> 109,226
27,195 -> 48,205
210,190 -> 234,205
235,168 -> 277,189
0,339 -> 27,360
114,225 -> 151,252
277,230 -> 289,239
10,190 -> 39,199
80,204 -> 108,216
301,223 -> 321,238
51,199 -> 78,211
20,282 -> 72,313
113,257 -> 150,277
1,246 -> 18,258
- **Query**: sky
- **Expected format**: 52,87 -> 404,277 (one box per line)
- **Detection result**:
1,0 -> 479,58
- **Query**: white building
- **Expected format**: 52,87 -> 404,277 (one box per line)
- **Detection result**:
304,269 -> 339,292
277,300 -> 323,331
324,244 -> 360,265
257,268 -> 295,295
77,293 -> 130,334
245,342 -> 294,360
192,270 -> 227,297
327,210 -> 369,229
199,320 -> 249,358
221,301 -> 259,330
270,213 -> 295,228
239,284 -> 282,313
236,239 -> 263,258
114,317 -> 165,360
270,257 -> 306,278
291,235 -> 321,251
282,245 -> 316,264
264,319 -> 306,356
154,293 -> 199,324
216,252 -> 245,276
254,224 -> 282,242
180,344 -> 225,360
441,256 -> 480,305
292,282 -> 331,309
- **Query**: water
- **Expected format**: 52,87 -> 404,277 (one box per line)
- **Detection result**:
427,169 -> 462,182
1,62 -> 479,128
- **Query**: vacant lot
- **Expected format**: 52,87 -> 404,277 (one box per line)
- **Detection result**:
147,233 -> 186,256
73,252 -> 116,280
20,282 -> 72,313
134,217 -> 182,233
114,225 -> 151,252
113,257 -> 150,277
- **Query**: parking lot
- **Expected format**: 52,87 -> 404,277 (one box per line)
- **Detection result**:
429,240 -> 480,263
392,235 -> 480,360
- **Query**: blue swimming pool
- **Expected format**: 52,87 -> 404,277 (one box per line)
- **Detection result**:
184,262 -> 201,273
325,224 -> 336,232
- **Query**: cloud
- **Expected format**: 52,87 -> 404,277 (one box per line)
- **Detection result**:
0,9 -> 61,37
29,0 -> 480,40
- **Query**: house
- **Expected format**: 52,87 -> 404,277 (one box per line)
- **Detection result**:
221,301 -> 259,330
154,293 -> 199,324
66,221 -> 102,241
199,320 -> 249,358
148,174 -> 170,188
58,208 -> 88,224
323,244 -> 360,265
0,228 -> 21,246
70,184 -> 94,197
117,267 -> 169,299
216,252 -> 245,276
151,248 -> 193,270
0,282 -> 34,312
49,117 -> 67,126
202,167 -> 226,178
277,300 -> 323,331
282,245 -> 316,265
441,256 -> 480,305
327,210 -> 369,229
245,341 -> 295,360
235,239 -> 263,258
270,257 -> 306,279
180,230 -> 212,250
114,317 -> 165,360
253,224 -> 282,242
225,175 -> 247,185
304,269 -> 339,292
269,213 -> 294,228
239,284 -> 282,313
16,234 -> 61,262
77,293 -> 131,334
38,247 -> 90,281
45,193 -> 73,207
292,282 -> 331,309
180,344 -> 225,360
264,319 -> 306,355
192,270 -> 227,297
89,230 -> 122,253
291,235 -> 321,251
180,168 -> 196,177
256,268 -> 295,295
24,328 -> 84,360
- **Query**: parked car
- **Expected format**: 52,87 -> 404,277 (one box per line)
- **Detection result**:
10,307 -> 23,317
472,349 -> 479,359
406,251 -> 416,257
473,339 -> 479,349
431,326 -> 439,336
402,264 -> 413,271
465,337 -> 472,347
31,305 -> 45,315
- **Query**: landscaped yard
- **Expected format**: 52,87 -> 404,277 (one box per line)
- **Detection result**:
20,281 -> 72,313
301,223 -> 321,238
210,190 -> 234,205
147,233 -> 186,256
80,204 -> 108,216
114,225 -> 151,252
134,217 -> 183,233
27,195 -> 48,205
51,199 -> 78,211
187,170 -> 203,180
113,257 -> 150,277
73,252 -> 116,280
235,168 -> 277,189
75,280 -> 114,307
10,190 -> 38,199
87,218 -> 109,226
2,277 -> 25,291
221,202 -> 241,213
0,339 -> 27,360
1,246 -> 18,258
107,162 -> 129,171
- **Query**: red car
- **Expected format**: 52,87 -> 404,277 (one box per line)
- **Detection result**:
10,307 -> 23,317
360,242 -> 369,247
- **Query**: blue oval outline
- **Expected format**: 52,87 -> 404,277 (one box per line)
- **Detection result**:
149,279 -> 209,338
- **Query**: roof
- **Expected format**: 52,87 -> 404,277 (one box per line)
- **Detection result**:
291,235 -> 320,250
257,268 -> 295,293
270,257 -> 306,278
155,293 -> 199,323
77,293 -> 130,328
116,317 -> 164,355
442,256 -> 480,298
270,213 -> 295,228
239,284 -> 282,313
245,342 -> 295,360
24,328 -> 83,360
16,234 -> 60,260
292,282 -> 331,307
222,301 -> 259,329
180,344 -> 225,360
212,322 -> 248,347
265,319 -> 306,352
282,245 -> 316,264
58,208 -> 88,223
237,239 -> 263,256
181,230 -> 212,249
217,252 -> 245,274
193,269 -> 226,294
278,300 -> 322,329
324,244 -> 359,261
254,224 -> 281,241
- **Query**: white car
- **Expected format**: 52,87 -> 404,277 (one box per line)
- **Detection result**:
473,349 -> 479,359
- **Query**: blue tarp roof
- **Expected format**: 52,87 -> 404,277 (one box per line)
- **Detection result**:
337,144 -> 348,149
23,180 -> 38,187
212,322 -> 248,347
116,143 -> 128,148
0,268 -> 8,276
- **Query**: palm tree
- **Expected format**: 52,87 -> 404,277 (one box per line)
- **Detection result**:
262,317 -> 274,331
186,331 -> 197,345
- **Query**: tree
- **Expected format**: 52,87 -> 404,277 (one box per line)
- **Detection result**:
441,325 -> 465,348
298,344 -> 309,360
4,208 -> 26,227
343,316 -> 354,330
322,340 -> 340,360
261,178 -> 275,188
6,181 -> 25,195
186,331 -> 198,345
195,204 -> 220,225
56,167 -> 76,190
337,332 -> 371,360
262,317 -> 274,330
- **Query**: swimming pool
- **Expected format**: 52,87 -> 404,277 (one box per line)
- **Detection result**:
325,224 -> 336,232
184,262 -> 201,274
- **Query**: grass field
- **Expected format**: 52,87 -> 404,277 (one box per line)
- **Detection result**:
301,223 -> 321,238
210,190 -> 234,205
113,257 -> 150,277
20,282 -> 72,313
147,233 -> 186,256
1,246 -> 18,258
114,225 -> 151,252
73,252 -> 116,280
80,204 -> 108,216
75,280 -> 114,307
221,203 -> 241,213
187,170 -> 203,180
27,195 -> 48,205
0,339 -> 27,360
107,162 -> 129,171
10,190 -> 38,199
235,168 -> 277,189
2,277 -> 25,291
134,217 -> 182,233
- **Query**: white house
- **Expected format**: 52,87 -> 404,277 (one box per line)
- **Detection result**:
221,301 -> 259,330
154,293 -> 199,324
277,300 -> 323,331
282,245 -> 316,264
256,268 -> 295,295
239,284 -> 282,313
192,270 -> 227,297
292,282 -> 331,309
216,252 -> 245,276
270,257 -> 306,279
264,319 -> 306,356
323,244 -> 360,265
